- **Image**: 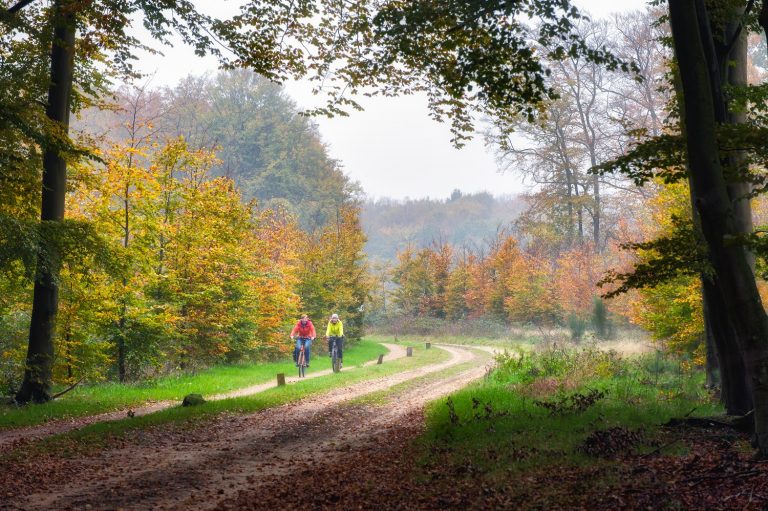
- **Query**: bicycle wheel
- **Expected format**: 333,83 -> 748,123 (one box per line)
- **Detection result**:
298,350 -> 305,378
331,346 -> 339,373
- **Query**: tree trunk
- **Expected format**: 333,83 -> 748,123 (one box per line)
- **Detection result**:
592,173 -> 600,248
669,0 -> 768,455
703,278 -> 753,413
693,0 -> 754,415
722,16 -> 753,271
118,311 -> 127,382
714,11 -> 754,414
15,0 -> 76,404
704,312 -> 719,389
676,0 -> 754,416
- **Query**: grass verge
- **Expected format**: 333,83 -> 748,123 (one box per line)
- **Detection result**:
418,346 -> 722,479
0,339 -> 387,430
348,346 -> 491,406
364,333 -> 531,352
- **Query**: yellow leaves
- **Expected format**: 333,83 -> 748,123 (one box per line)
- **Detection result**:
295,204 -> 369,339
621,182 -> 705,359
48,133 -> 314,378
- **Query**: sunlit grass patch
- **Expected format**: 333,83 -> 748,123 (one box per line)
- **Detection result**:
348,346 -> 489,406
364,333 -> 530,351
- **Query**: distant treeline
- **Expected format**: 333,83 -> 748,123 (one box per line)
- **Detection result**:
361,191 -> 525,263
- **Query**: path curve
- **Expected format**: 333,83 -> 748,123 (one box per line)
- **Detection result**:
5,344 -> 492,511
0,343 -> 408,449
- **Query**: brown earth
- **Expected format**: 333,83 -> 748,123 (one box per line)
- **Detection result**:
3,342 -> 761,511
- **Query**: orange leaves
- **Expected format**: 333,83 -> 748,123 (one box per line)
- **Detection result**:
618,182 -> 704,357
553,243 -> 604,317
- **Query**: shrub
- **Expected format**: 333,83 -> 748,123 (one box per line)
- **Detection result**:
567,314 -> 587,341
493,345 -> 624,387
591,296 -> 612,339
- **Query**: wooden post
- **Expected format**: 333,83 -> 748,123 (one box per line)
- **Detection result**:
406,347 -> 413,357
425,342 -> 431,350
277,373 -> 286,386
377,354 -> 384,364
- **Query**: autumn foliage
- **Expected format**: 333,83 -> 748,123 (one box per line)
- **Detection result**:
383,228 -> 616,332
0,136 -> 368,387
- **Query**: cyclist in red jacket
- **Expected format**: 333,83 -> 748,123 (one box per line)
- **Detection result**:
290,314 -> 316,367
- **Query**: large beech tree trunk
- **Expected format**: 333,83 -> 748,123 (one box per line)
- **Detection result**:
15,0 -> 76,404
704,279 -> 753,413
714,11 -> 755,414
669,0 -> 768,455
674,18 -> 753,413
693,1 -> 755,415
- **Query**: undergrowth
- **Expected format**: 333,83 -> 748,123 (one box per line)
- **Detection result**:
420,345 -> 721,477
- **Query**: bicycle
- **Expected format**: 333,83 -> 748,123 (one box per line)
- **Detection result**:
296,337 -> 309,378
330,336 -> 341,373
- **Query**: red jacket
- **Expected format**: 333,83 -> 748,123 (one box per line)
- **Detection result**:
291,320 -> 316,338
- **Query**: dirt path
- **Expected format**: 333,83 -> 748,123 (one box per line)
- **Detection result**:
0,343 -> 408,450
4,344 -> 492,511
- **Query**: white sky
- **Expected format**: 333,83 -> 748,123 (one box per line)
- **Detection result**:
128,0 -> 649,200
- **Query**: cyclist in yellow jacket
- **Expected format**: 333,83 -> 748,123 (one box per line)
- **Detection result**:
325,313 -> 344,367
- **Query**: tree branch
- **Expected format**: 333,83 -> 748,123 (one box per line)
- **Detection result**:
723,0 -> 756,57
7,0 -> 37,14
51,377 -> 84,400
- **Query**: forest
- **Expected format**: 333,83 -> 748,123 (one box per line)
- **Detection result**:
4,0 -> 768,509
1,70 -> 370,391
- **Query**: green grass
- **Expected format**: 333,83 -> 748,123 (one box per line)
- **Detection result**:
417,347 -> 722,476
0,339 -> 387,430
0,342 -> 448,460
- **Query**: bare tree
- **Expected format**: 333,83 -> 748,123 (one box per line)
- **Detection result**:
488,9 -> 668,254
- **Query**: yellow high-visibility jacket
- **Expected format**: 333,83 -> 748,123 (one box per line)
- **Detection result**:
326,320 -> 344,337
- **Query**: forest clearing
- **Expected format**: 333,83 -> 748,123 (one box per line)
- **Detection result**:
4,0 -> 768,508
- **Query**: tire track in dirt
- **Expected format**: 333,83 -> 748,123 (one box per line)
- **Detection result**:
0,343 -> 407,449
7,345 -> 492,511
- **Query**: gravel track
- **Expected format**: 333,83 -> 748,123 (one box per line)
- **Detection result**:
5,344 -> 493,511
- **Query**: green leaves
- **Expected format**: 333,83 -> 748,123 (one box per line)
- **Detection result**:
0,215 -> 122,283
219,0 -> 631,145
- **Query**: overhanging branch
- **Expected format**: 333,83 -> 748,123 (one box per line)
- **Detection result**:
7,0 -> 36,14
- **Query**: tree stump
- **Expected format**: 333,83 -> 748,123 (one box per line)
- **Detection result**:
406,347 -> 413,357
425,342 -> 431,349
377,354 -> 384,364
182,394 -> 206,407
277,373 -> 286,386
